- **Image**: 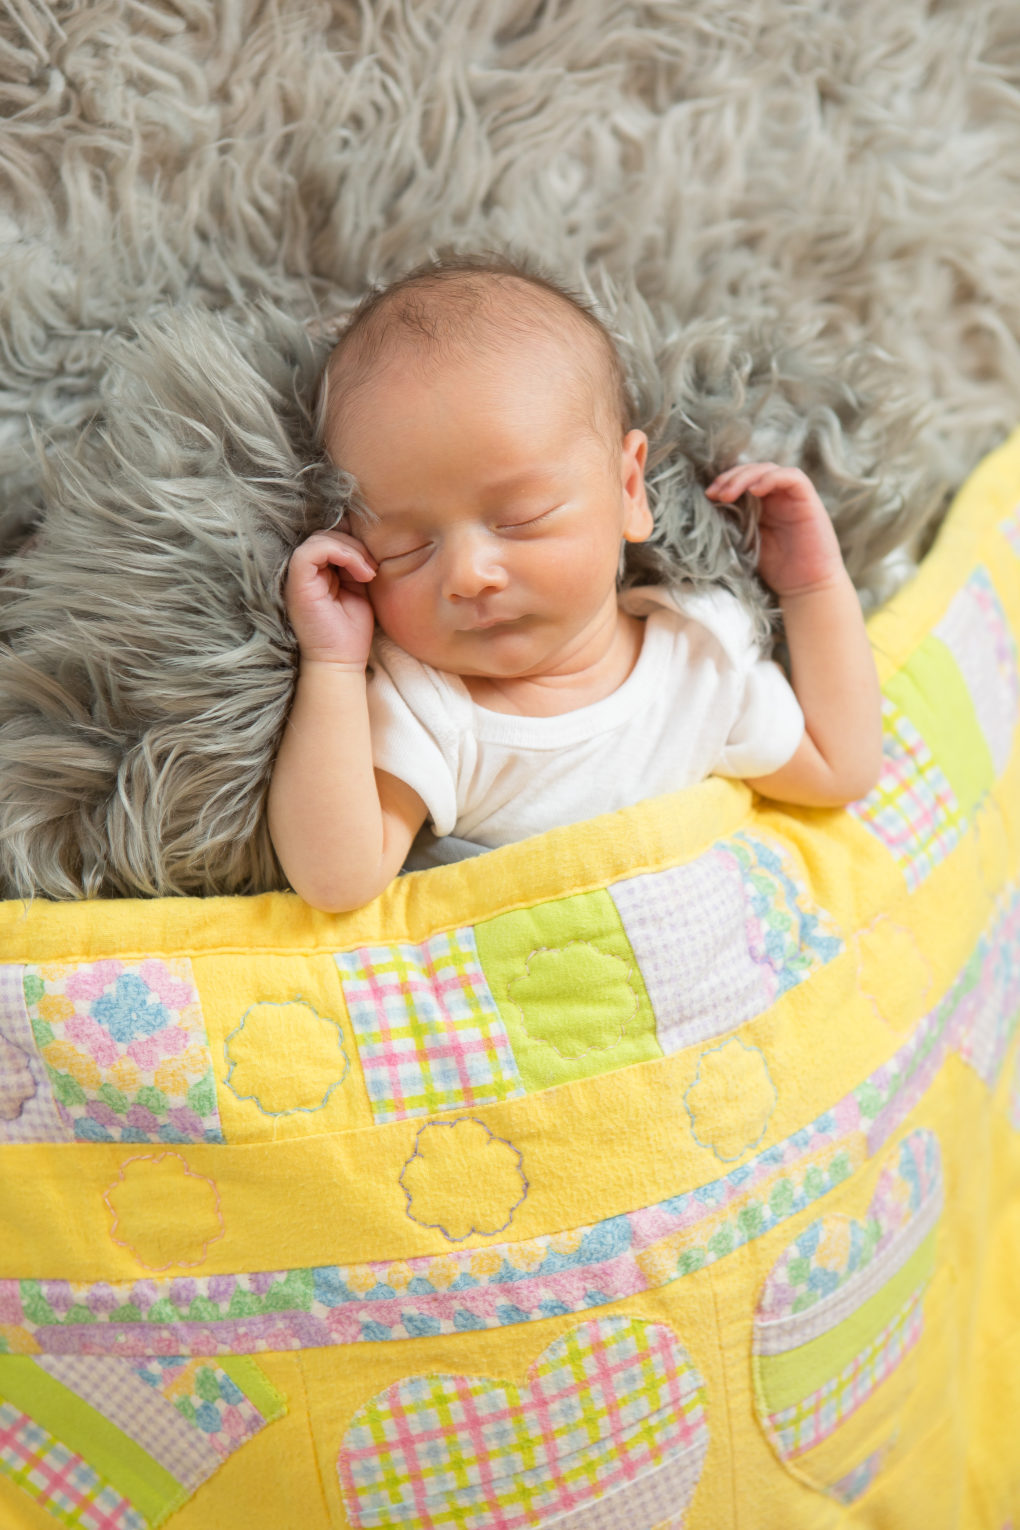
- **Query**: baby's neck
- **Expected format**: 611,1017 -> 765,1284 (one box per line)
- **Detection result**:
462,610 -> 646,717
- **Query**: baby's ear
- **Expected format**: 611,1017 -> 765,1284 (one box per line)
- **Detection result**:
621,430 -> 653,542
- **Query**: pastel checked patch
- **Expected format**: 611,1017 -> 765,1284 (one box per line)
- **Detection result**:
1010,1043 -> 1020,1131
849,699 -> 965,891
752,1129 -> 942,1502
0,1354 -> 284,1528
953,883 -> 1020,1089
16,958 -> 223,1145
0,1399 -> 146,1530
334,928 -> 524,1123
128,1356 -> 272,1459
338,1316 -> 708,1530
1000,502 -> 1020,556
610,830 -> 842,1054
934,566 -> 1019,776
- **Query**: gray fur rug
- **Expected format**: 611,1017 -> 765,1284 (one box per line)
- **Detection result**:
2,0 -> 1020,900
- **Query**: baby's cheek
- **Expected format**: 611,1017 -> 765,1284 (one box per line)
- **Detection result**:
366,587 -> 395,638
368,579 -> 425,647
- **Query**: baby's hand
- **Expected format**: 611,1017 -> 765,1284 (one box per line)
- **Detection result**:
706,462 -> 846,598
284,529 -> 378,668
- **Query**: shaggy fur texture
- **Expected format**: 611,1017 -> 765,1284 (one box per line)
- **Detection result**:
1,0 -> 1019,899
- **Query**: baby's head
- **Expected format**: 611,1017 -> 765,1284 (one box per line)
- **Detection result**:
317,253 -> 652,677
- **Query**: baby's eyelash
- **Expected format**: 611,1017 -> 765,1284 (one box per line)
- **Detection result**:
380,543 -> 430,564
498,507 -> 556,530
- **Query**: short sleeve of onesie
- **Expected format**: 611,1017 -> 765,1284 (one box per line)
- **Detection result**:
365,639 -> 461,834
714,657 -> 805,776
621,585 -> 804,779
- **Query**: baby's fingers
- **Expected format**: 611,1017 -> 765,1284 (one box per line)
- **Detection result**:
705,466 -> 765,503
292,530 -> 377,584
706,462 -> 803,502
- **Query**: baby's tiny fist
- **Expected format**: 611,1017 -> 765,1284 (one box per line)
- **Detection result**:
285,530 -> 378,667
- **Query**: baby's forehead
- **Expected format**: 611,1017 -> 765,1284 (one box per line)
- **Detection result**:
322,274 -> 619,452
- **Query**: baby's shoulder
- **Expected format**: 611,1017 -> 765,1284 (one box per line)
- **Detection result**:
620,584 -> 762,669
368,634 -> 472,730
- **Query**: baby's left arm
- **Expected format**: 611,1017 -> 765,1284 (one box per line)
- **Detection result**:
706,462 -> 883,807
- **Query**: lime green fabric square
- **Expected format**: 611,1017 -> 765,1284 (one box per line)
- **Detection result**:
883,635 -> 994,818
474,890 -> 661,1093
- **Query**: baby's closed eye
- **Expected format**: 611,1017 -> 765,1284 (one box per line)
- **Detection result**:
377,541 -> 432,567
496,504 -> 564,531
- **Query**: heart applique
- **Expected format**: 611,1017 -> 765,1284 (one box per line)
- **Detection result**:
752,1128 -> 942,1503
338,1315 -> 709,1530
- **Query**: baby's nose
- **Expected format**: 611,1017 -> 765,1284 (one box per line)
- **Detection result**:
442,532 -> 508,600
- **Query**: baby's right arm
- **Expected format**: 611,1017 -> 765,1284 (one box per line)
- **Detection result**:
267,530 -> 427,912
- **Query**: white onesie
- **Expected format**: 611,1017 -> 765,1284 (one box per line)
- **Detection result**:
366,586 -> 804,851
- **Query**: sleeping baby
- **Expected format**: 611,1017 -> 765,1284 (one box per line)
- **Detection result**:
268,255 -> 883,911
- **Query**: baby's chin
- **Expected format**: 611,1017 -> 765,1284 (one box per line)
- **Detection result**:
381,621 -> 548,678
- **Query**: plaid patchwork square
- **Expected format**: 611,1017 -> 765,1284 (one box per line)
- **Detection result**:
0,1400 -> 145,1530
38,1356 -> 222,1485
0,1355 -> 284,1528
610,852 -> 773,1053
339,1316 -> 709,1530
849,699 -> 965,890
935,566 -> 1019,776
611,832 -> 841,1053
335,928 -> 524,1122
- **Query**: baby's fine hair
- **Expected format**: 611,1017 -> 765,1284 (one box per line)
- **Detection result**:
316,249 -> 632,458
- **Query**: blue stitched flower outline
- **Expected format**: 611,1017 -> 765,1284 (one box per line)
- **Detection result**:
684,1038 -> 777,1163
223,999 -> 349,1116
399,1117 -> 528,1242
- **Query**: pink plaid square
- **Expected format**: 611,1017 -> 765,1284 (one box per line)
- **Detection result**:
849,699 -> 964,890
0,1401 -> 145,1530
935,566 -> 1019,776
335,927 -> 524,1122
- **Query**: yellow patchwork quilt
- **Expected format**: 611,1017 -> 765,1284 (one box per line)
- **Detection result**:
2,431 -> 1020,1529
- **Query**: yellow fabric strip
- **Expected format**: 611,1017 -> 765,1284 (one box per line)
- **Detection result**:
0,1356 -> 184,1521
0,778 -> 751,960
756,1229 -> 937,1413
1,819 -> 1014,1281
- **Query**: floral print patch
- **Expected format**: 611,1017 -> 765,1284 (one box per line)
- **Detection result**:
22,959 -> 223,1144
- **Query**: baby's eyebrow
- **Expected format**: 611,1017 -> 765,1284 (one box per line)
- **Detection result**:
479,466 -> 564,496
367,468 -> 563,523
